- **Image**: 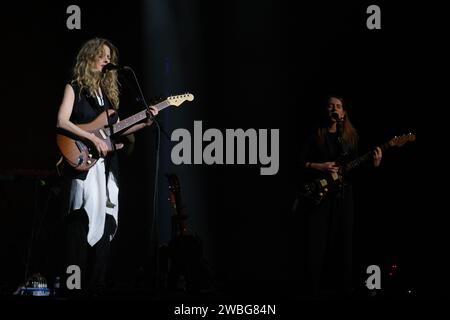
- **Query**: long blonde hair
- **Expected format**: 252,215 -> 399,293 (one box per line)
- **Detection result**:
72,38 -> 120,108
317,96 -> 359,147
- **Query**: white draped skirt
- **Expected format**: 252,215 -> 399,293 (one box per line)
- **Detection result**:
69,158 -> 119,246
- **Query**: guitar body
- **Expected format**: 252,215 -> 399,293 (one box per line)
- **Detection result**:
299,171 -> 343,205
56,110 -> 116,171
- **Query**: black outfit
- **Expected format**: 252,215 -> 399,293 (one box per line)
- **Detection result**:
292,130 -> 357,298
65,209 -> 116,296
62,83 -> 119,182
59,82 -> 119,296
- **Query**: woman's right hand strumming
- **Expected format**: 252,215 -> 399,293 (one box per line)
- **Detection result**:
315,161 -> 340,173
89,134 -> 109,157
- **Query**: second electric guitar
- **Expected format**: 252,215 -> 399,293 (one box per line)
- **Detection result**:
298,133 -> 416,205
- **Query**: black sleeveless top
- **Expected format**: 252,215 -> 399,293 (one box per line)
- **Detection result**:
63,82 -> 120,182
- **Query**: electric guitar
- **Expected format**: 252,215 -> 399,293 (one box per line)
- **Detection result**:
298,133 -> 416,205
56,93 -> 194,171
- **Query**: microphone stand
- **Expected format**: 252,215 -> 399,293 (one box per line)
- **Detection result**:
121,67 -> 171,140
335,119 -> 347,226
120,66 -> 164,297
336,119 -> 344,158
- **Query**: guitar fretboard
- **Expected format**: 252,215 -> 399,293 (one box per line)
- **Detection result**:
108,100 -> 171,135
344,141 -> 390,172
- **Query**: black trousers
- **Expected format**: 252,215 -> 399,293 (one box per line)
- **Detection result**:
290,187 -> 354,298
65,209 -> 116,295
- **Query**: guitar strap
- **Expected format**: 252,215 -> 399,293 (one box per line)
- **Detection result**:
104,99 -> 117,151
99,90 -> 117,202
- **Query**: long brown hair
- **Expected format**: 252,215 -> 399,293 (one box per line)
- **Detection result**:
316,96 -> 358,146
72,38 -> 120,108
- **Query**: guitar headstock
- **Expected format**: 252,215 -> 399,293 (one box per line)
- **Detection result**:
167,93 -> 194,107
388,133 -> 416,147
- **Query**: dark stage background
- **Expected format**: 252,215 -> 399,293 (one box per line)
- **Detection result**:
0,0 -> 448,300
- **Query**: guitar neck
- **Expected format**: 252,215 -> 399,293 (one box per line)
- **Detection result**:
111,109 -> 147,134
345,141 -> 390,172
110,100 -> 171,134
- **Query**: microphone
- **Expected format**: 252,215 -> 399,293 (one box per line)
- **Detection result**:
102,63 -> 129,73
331,112 -> 343,122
